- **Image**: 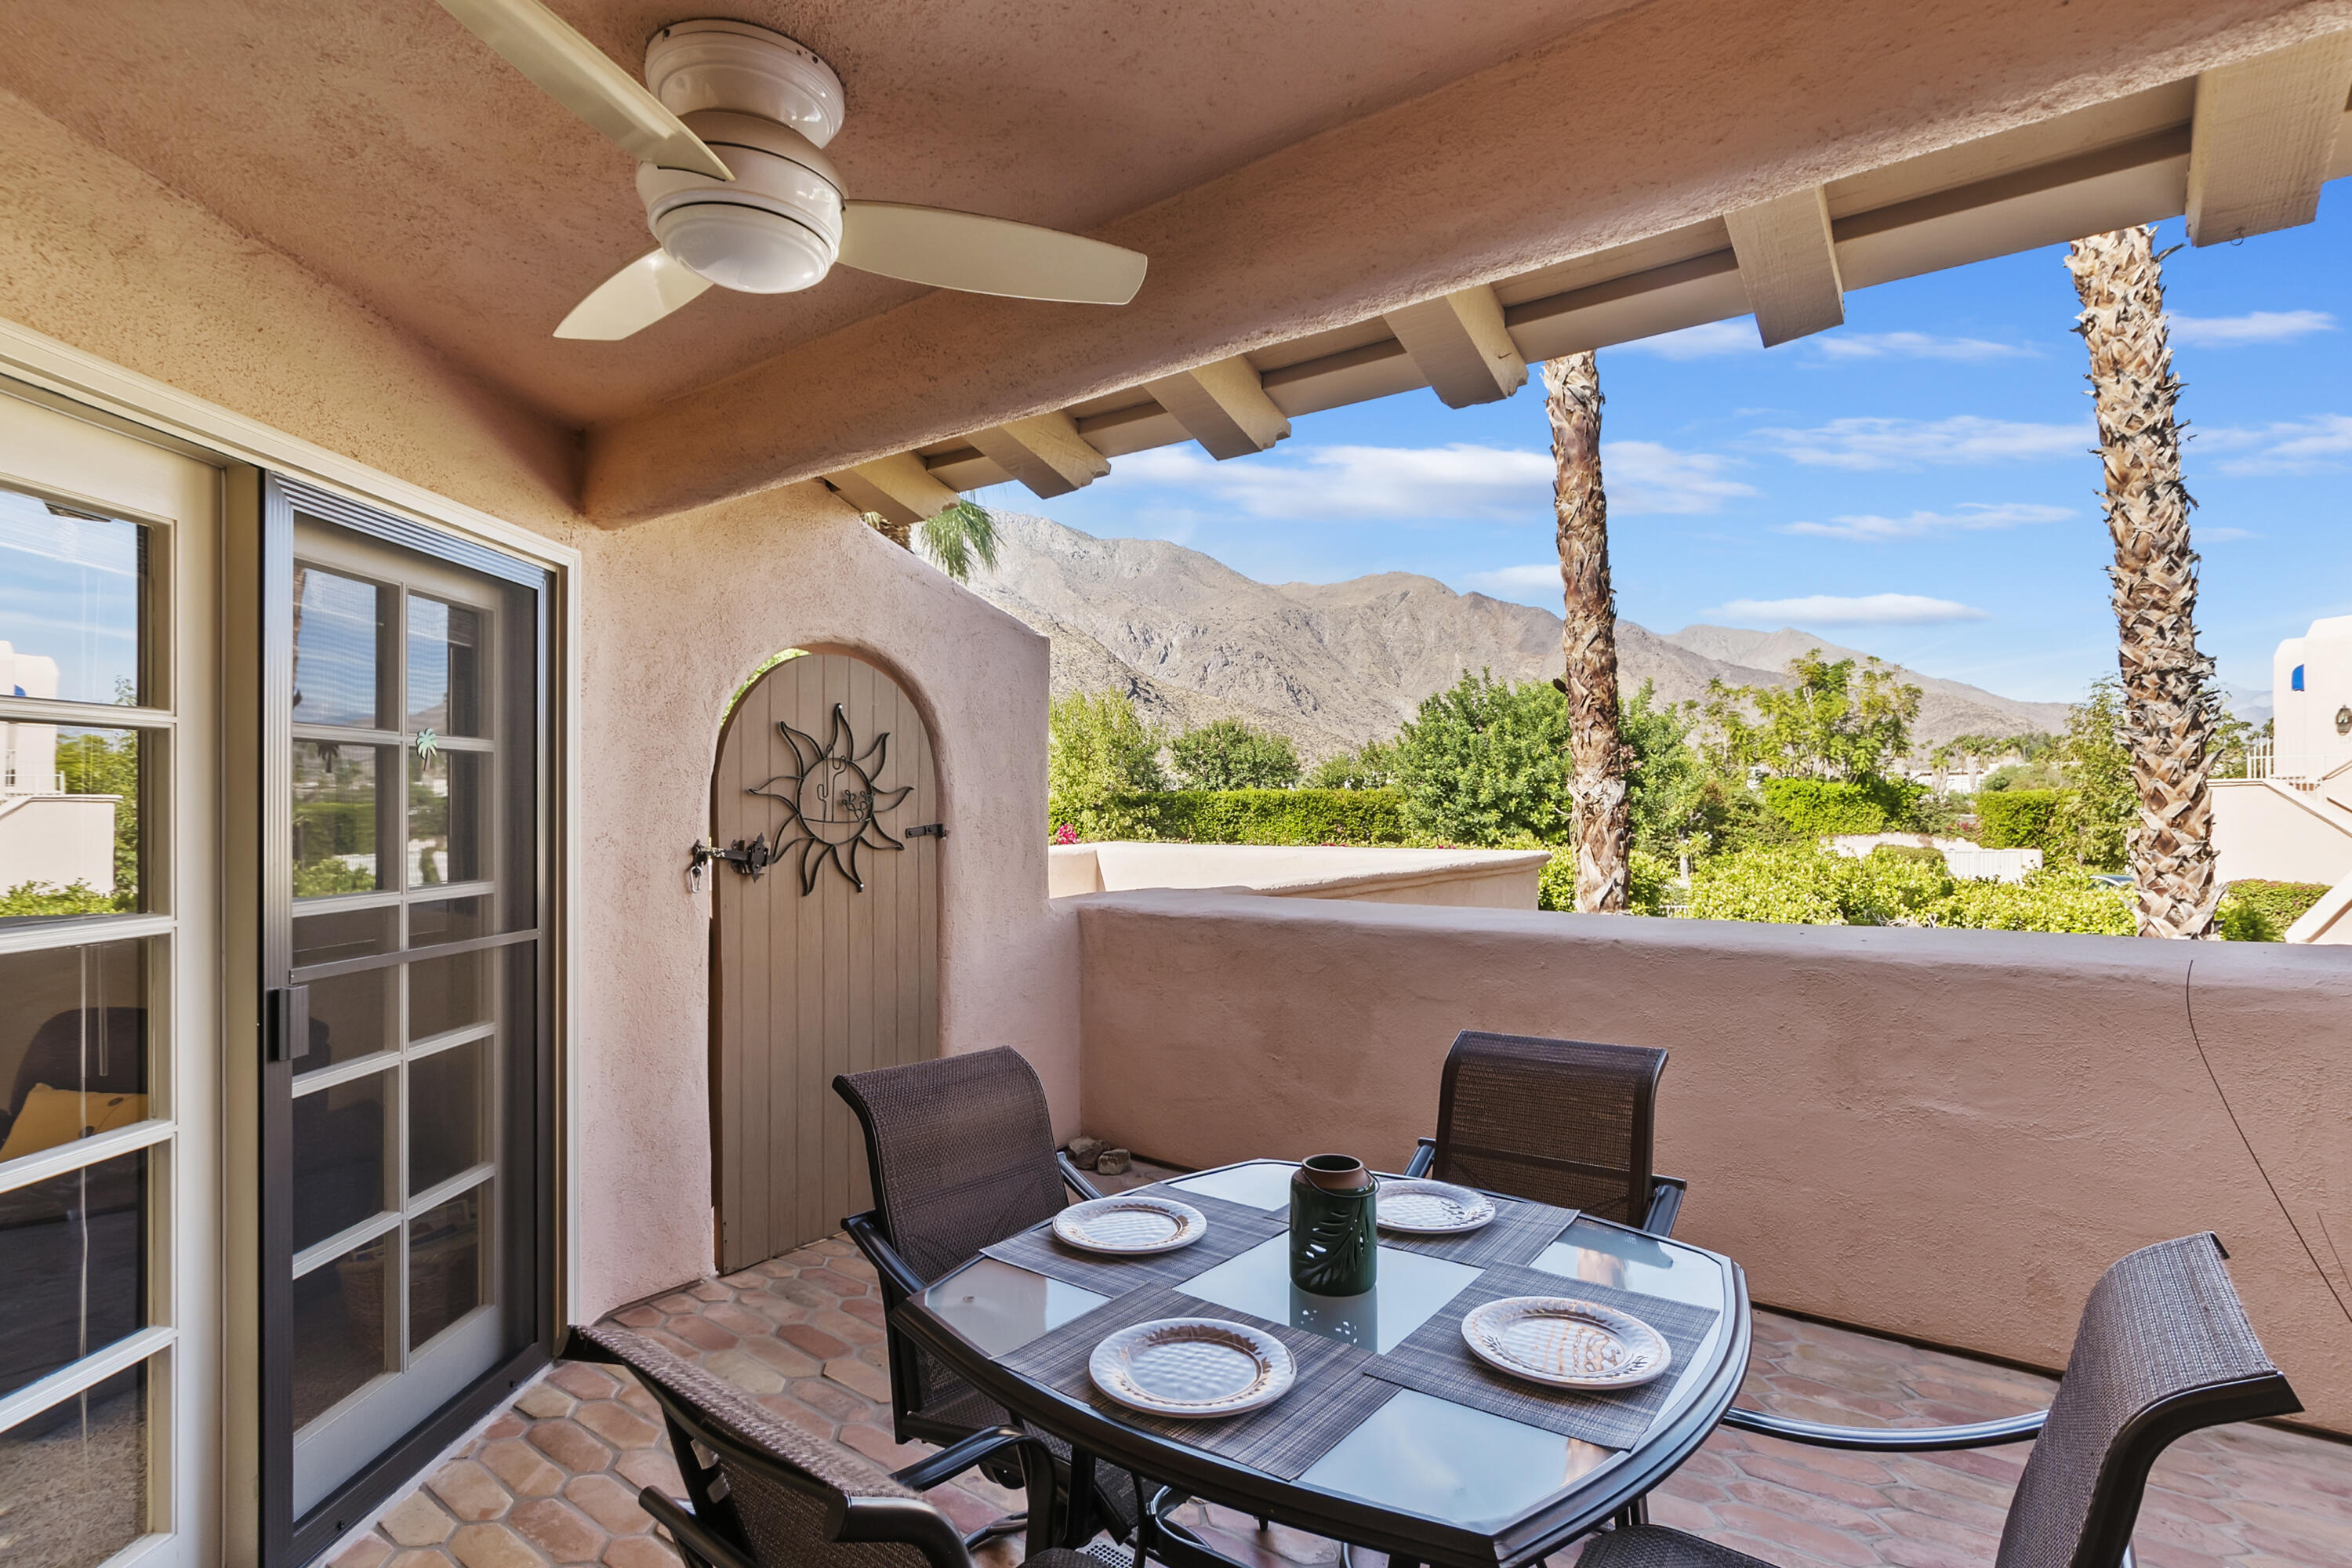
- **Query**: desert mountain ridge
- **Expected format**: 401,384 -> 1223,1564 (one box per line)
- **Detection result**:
960,513 -> 2095,757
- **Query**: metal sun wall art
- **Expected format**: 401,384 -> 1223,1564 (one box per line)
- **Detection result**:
743,704 -> 913,895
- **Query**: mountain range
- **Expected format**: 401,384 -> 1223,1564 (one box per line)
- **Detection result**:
962,513 -> 2228,758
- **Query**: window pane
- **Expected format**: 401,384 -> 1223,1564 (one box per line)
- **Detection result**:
292,741 -> 385,897
292,1069 -> 390,1254
0,941 -> 146,1164
407,596 -> 484,737
409,1185 -> 488,1350
408,949 -> 491,1041
0,1358 -> 148,1568
293,1237 -> 389,1431
0,487 -> 145,707
408,1038 -> 488,1198
0,1149 -> 147,1400
301,967 -> 394,1071
292,902 -> 397,968
2,725 -> 143,921
410,894 -> 485,949
408,746 -> 484,887
291,565 -> 385,728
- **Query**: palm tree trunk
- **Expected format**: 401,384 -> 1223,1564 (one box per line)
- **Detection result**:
1544,351 -> 1630,912
2066,226 -> 2219,939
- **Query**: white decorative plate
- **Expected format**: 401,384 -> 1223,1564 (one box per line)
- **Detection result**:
1376,1178 -> 1496,1235
1089,1318 -> 1296,1417
1053,1195 -> 1207,1254
1460,1297 -> 1672,1390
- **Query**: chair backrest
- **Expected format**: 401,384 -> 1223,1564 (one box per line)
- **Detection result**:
571,1323 -> 938,1568
1429,1031 -> 1665,1224
1994,1234 -> 2299,1568
833,1047 -> 1065,1283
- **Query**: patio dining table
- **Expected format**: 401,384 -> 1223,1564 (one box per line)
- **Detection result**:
891,1159 -> 1752,1568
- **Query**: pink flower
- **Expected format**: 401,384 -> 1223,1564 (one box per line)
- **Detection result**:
1051,823 -> 1079,845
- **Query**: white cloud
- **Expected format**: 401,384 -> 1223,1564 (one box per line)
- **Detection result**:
1601,441 -> 1759,514
1612,320 -> 1759,360
2195,415 -> 2352,476
2169,310 -> 2336,348
1706,593 -> 1990,626
1112,438 -> 1754,520
1753,415 -> 2091,470
1814,331 -> 2037,361
1461,564 -> 1560,596
1779,502 -> 2072,541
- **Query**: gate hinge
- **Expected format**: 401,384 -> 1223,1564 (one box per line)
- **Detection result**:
904,822 -> 947,840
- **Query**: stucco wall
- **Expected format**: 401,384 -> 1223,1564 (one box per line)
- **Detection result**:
1076,891 -> 2352,1435
2211,778 -> 2352,886
1051,843 -> 1548,908
569,494 -> 1077,1316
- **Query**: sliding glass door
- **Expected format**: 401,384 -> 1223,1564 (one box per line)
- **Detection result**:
260,477 -> 552,1566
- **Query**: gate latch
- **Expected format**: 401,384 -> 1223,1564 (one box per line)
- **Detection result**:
688,833 -> 775,892
904,822 -> 947,840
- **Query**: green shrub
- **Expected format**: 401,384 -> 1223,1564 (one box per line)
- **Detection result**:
1109,789 -> 1406,845
1537,847 -> 1679,915
1679,844 -> 2132,934
0,880 -> 118,918
1759,776 -> 1924,836
1975,789 -> 2064,852
2217,880 -> 2331,941
1870,844 -> 1946,866
1537,848 -> 1574,913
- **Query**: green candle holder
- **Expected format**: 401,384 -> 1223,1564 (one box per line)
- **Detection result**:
1289,1153 -> 1379,1296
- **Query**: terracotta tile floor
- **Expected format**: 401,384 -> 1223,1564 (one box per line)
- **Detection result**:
329,1231 -> 2352,1568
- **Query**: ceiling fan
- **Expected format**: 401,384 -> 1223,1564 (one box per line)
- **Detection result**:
434,1 -> 1149,339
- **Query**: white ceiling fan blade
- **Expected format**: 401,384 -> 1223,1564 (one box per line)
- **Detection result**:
436,0 -> 733,181
838,202 -> 1147,305
555,249 -> 714,339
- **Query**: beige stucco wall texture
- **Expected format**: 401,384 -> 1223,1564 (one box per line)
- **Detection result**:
1076,891 -> 2352,1436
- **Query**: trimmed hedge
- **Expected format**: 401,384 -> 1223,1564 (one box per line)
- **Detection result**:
1109,788 -> 1407,845
1976,789 -> 2063,852
1759,776 -> 1922,836
2218,879 -> 2332,942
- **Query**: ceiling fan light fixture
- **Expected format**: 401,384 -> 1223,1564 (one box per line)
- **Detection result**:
644,18 -> 846,148
639,111 -> 843,292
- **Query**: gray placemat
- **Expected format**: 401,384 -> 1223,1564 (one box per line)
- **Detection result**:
999,1281 -> 1401,1479
981,1189 -> 1287,1297
1377,1196 -> 1578,1270
1363,1264 -> 1721,1450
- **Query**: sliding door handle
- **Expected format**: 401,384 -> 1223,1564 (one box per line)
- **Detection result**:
266,985 -> 311,1065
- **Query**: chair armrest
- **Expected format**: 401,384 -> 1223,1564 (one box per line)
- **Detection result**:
843,1210 -> 930,1299
1058,1150 -> 1105,1201
890,1425 -> 1054,1493
1721,1406 -> 2046,1451
1642,1175 -> 1686,1237
1403,1138 -> 1436,1178
640,1489 -> 760,1568
834,1495 -> 976,1568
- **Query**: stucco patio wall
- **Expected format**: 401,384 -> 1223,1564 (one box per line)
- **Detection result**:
1074,890 -> 2352,1435
1049,842 -> 1550,907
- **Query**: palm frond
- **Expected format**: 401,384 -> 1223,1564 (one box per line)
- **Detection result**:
920,499 -> 1000,583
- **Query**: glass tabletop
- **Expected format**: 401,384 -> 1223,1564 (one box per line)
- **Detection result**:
918,1160 -> 1741,1548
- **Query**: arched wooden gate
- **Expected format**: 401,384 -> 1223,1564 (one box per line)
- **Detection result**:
710,652 -> 939,1271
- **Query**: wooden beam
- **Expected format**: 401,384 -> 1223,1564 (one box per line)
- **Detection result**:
825,452 -> 960,528
965,411 -> 1110,499
1382,286 -> 1527,408
2185,31 -> 2352,245
1145,356 -> 1291,459
1724,187 -> 1846,347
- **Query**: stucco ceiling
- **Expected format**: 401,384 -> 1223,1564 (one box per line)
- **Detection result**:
0,0 -> 1639,426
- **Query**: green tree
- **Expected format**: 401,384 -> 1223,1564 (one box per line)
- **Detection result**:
2052,678 -> 2134,870
54,728 -> 141,911
1047,689 -> 1163,837
1392,671 -> 1571,845
1168,717 -> 1301,790
1619,682 -> 1708,859
1305,740 -> 1397,789
1703,651 -> 1922,782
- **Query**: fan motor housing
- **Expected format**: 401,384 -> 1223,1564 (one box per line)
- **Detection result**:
644,19 -> 845,147
639,111 -> 843,293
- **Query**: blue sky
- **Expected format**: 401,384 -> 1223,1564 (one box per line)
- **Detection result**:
984,205 -> 2352,706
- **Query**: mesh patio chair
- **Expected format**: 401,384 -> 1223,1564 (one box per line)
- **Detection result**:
1403,1031 -> 1686,1234
1581,1233 -> 2301,1568
568,1323 -> 1087,1568
833,1048 -> 1137,1541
